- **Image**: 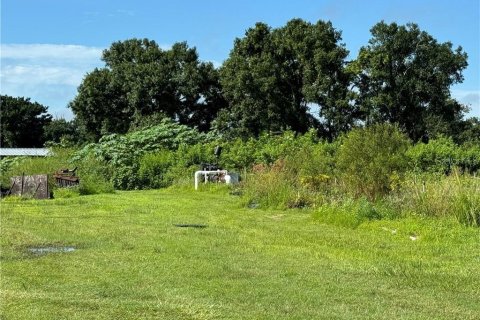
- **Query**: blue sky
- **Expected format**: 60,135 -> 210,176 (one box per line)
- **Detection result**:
1,0 -> 479,119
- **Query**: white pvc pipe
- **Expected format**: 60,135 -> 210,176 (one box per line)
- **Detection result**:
194,170 -> 228,190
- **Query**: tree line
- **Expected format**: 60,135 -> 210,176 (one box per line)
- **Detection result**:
2,19 -> 479,147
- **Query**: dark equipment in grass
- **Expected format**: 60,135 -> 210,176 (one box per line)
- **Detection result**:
174,224 -> 208,228
0,186 -> 10,197
200,145 -> 223,171
214,145 -> 222,160
53,167 -> 79,187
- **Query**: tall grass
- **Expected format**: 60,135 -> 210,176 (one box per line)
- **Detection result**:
239,125 -> 480,227
398,171 -> 480,226
242,161 -> 300,209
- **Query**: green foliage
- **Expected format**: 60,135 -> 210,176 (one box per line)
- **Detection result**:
454,188 -> 480,227
456,117 -> 480,144
0,95 -> 52,147
218,19 -> 350,139
53,187 -> 80,198
72,119 -> 211,189
241,132 -> 337,209
337,124 -> 410,200
0,157 -> 25,187
0,148 -> 73,189
407,136 -> 457,173
458,143 -> 480,173
72,155 -> 115,195
78,176 -> 115,195
242,160 -> 299,209
138,150 -> 174,188
407,136 -> 480,173
351,22 -> 468,141
70,39 -> 225,141
43,118 -> 78,146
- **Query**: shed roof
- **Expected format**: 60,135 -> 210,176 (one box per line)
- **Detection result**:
0,148 -> 51,157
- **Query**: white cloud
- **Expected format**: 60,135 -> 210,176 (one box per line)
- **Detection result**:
1,44 -> 104,119
1,65 -> 84,86
1,44 -> 103,61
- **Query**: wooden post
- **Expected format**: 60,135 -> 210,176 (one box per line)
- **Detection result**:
21,173 -> 25,196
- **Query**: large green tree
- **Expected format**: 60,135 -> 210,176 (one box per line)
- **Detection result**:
350,22 -> 468,141
70,39 -> 225,141
70,68 -> 129,141
278,19 -> 355,140
0,95 -> 52,147
217,22 -> 304,138
217,19 -> 352,139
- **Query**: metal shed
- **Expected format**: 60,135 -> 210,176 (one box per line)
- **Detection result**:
0,148 -> 51,157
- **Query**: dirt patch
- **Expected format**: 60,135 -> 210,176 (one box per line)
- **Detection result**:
27,246 -> 76,255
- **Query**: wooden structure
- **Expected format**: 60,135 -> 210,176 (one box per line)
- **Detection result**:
9,174 -> 50,199
53,168 -> 79,187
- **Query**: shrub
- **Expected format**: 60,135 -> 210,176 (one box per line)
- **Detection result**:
457,143 -> 480,174
219,138 -> 259,171
73,155 -> 115,195
138,150 -> 174,189
72,119 -> 212,190
337,124 -> 410,200
78,177 -> 115,195
406,136 -> 458,173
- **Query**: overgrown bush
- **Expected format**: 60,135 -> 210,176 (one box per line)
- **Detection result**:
243,160 -> 300,209
406,136 -> 457,173
72,119 -> 212,189
241,135 -> 337,209
406,137 -> 480,174
138,150 -> 174,189
457,143 -> 480,173
337,124 -> 410,200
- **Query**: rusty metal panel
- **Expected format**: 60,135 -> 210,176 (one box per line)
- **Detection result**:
53,168 -> 79,187
10,174 -> 50,199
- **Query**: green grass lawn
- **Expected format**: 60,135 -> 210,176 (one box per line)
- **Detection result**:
1,188 -> 479,319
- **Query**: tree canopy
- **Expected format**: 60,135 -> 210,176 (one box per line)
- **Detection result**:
349,21 -> 468,141
59,20 -> 474,143
70,39 -> 225,141
216,19 -> 352,139
0,95 -> 52,147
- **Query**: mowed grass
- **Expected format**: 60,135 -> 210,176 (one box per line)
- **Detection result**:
1,188 -> 479,319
